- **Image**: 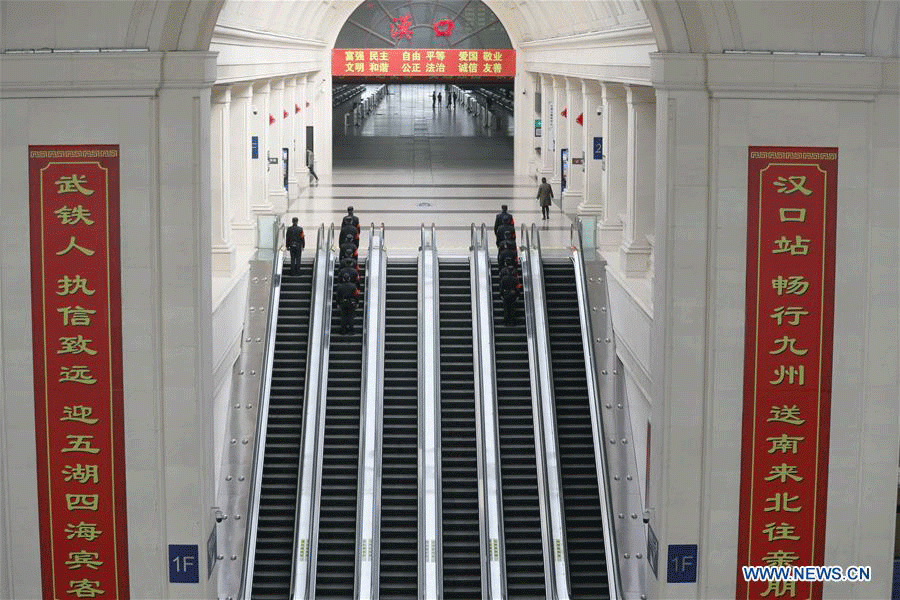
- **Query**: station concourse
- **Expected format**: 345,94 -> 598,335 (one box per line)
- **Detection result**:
1,1 -> 898,599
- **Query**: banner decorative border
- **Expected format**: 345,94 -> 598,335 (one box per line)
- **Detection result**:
29,144 -> 130,600
736,146 -> 838,600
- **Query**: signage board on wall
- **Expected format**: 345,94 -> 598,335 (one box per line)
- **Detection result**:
29,145 -> 130,599
332,48 -> 515,79
736,146 -> 838,600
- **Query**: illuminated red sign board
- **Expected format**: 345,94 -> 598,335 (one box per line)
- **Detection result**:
736,147 -> 838,599
332,48 -> 515,79
29,145 -> 130,600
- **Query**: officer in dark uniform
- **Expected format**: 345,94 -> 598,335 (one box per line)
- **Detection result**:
335,271 -> 361,334
496,223 -> 516,248
494,205 -> 514,237
339,240 -> 358,262
498,238 -> 519,267
498,267 -> 521,325
342,206 -> 360,233
337,257 -> 360,286
339,228 -> 359,250
285,217 -> 305,275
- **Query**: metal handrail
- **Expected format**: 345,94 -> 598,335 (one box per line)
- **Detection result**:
528,224 -> 572,600
356,223 -> 387,599
290,225 -> 336,600
239,219 -> 288,599
418,224 -> 443,600
470,224 -> 507,600
569,223 -> 622,600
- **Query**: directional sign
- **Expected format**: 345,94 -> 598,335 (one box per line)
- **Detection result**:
593,137 -> 603,159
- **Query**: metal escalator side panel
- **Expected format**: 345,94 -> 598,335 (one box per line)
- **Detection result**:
470,225 -> 507,600
356,225 -> 388,599
291,226 -> 336,600
418,226 -> 443,600
527,225 -> 572,600
240,242 -> 286,600
569,230 -> 621,600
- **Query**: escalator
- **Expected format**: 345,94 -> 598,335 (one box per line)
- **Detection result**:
379,261 -> 419,599
314,264 -> 366,598
249,263 -> 313,599
438,261 -> 482,599
491,263 -> 547,599
543,260 -> 610,600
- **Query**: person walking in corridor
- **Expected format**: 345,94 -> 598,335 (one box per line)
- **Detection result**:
307,148 -> 319,184
537,177 -> 553,220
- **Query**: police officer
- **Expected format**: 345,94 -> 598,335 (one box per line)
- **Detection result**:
498,267 -> 521,325
340,223 -> 360,248
342,206 -> 360,234
339,239 -> 358,262
496,223 -> 516,248
285,217 -> 305,275
498,240 -> 518,268
494,205 -> 514,238
335,271 -> 361,334
337,257 -> 360,287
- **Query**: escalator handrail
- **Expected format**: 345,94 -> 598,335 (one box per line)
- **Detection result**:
238,218 -> 289,600
528,224 -> 572,600
569,224 -> 622,600
290,224 -> 336,600
470,224 -> 508,600
356,223 -> 388,599
418,224 -> 444,600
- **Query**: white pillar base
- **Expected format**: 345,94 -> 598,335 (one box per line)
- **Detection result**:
212,244 -> 236,273
598,219 -> 623,251
620,241 -> 652,275
231,222 -> 256,247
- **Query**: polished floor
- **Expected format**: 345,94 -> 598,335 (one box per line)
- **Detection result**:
287,83 -> 573,255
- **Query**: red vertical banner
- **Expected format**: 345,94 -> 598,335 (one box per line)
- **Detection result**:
736,147 -> 838,599
29,145 -> 130,600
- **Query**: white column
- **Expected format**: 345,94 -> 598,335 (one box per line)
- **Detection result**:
598,82 -> 627,250
552,75 -> 567,190
284,76 -> 300,201
295,75 -> 308,180
267,78 -> 287,213
578,79 -> 603,218
210,86 -> 235,273
620,84 -> 656,275
229,83 -> 255,247
563,77 -> 584,210
540,74 -> 554,177
251,80 -> 273,214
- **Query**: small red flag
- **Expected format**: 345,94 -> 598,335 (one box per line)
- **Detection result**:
576,113 -> 583,125
295,104 -> 301,113
561,108 -> 568,118
283,110 -> 289,119
269,114 -> 275,125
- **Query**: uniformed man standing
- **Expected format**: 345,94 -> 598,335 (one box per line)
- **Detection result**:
335,271 -> 361,334
342,206 -> 360,233
494,205 -> 514,238
285,217 -> 305,275
498,267 -> 521,325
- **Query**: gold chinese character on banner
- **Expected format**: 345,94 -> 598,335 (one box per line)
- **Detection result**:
56,275 -> 96,297
772,235 -> 810,255
58,335 -> 98,356
54,205 -> 95,226
61,405 -> 99,425
65,521 -> 103,541
65,494 -> 99,511
54,175 -> 95,196
66,578 -> 105,597
770,306 -> 809,326
761,579 -> 796,598
65,551 -> 103,571
769,336 -> 808,356
764,492 -> 802,513
61,435 -> 100,454
761,549 -> 800,566
56,236 -> 95,257
771,275 -> 809,296
771,365 -> 805,386
762,522 -> 801,542
773,175 -> 812,196
764,463 -> 803,483
767,405 -> 805,426
62,463 -> 100,484
59,366 -> 98,385
766,434 -> 804,454
779,208 -> 807,222
57,306 -> 96,327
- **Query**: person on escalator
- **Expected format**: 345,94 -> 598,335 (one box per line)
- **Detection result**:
498,267 -> 521,326
498,239 -> 519,268
335,271 -> 361,335
340,223 -> 360,248
495,223 -> 516,248
285,217 -> 305,276
342,206 -> 360,233
337,258 -> 360,287
339,241 -> 358,262
494,205 -> 514,238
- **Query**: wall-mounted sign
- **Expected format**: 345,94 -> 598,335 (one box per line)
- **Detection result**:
168,544 -> 199,584
737,146 -> 838,600
534,119 -> 541,138
29,145 -> 130,599
333,48 -> 515,79
668,544 -> 698,583
593,137 -> 603,160
251,136 -> 259,159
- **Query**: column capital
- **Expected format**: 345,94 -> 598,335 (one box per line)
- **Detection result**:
231,82 -> 253,100
212,85 -> 231,105
253,80 -> 270,95
270,77 -> 285,91
600,81 -> 627,99
625,84 -> 655,104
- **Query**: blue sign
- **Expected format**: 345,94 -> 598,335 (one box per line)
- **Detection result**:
251,136 -> 259,159
169,544 -> 199,584
593,137 -> 604,160
667,544 -> 697,583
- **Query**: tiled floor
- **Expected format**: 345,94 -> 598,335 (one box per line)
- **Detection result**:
289,83 -> 573,255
